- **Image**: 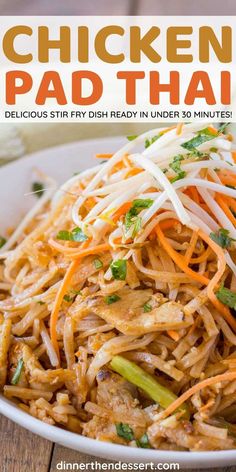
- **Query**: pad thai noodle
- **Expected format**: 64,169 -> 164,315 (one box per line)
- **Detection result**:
0,122 -> 236,451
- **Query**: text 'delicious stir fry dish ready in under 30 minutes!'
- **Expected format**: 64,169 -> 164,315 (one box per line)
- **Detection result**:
0,123 -> 236,451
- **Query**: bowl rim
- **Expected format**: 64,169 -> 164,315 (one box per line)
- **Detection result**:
1,394 -> 236,468
0,137 -> 236,468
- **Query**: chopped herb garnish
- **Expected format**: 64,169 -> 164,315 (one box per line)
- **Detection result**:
127,135 -> 138,141
63,294 -> 73,303
37,301 -> 45,305
134,199 -> 153,210
171,174 -> 186,183
216,286 -> 236,310
210,147 -> 218,153
210,229 -> 235,249
116,423 -> 134,441
32,181 -> 44,198
0,236 -> 6,249
145,134 -> 161,149
11,358 -> 24,385
63,289 -> 81,303
125,199 -> 153,237
132,216 -> 142,237
169,155 -> 186,182
94,258 -> 103,270
188,150 -> 205,159
56,227 -> 88,242
181,127 -> 217,151
136,433 -> 151,449
110,259 -> 127,280
143,301 -> 152,313
104,294 -> 121,305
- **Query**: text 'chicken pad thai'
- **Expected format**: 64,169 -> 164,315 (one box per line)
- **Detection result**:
1,123 -> 236,451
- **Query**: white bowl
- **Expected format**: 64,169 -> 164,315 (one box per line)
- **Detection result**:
0,137 -> 235,469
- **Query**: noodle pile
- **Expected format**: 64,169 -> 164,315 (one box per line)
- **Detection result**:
0,122 -> 236,451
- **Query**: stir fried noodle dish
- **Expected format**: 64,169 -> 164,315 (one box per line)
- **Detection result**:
1,123 -> 236,451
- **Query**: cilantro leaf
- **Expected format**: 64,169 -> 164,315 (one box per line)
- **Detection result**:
216,286 -> 236,310
94,258 -> 103,270
0,236 -> 6,249
143,301 -> 152,313
32,181 -> 44,198
125,199 -> 153,237
210,229 -> 235,249
116,423 -> 134,441
131,199 -> 154,211
136,433 -> 151,449
110,259 -> 127,280
11,358 -> 24,385
127,135 -> 138,141
181,127 -> 217,151
104,294 -> 121,305
63,289 -> 81,303
132,216 -> 142,237
63,294 -> 74,302
56,227 -> 88,242
145,134 -> 161,149
169,155 -> 186,182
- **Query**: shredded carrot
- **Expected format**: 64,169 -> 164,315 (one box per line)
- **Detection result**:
198,230 -> 236,332
49,238 -> 92,255
159,371 -> 236,420
189,186 -> 200,204
125,168 -> 142,178
69,243 -> 111,260
189,246 -> 212,264
167,330 -> 181,342
85,197 -> 96,211
184,188 -> 193,199
112,202 -> 132,222
184,231 -> 198,265
176,123 -> 183,135
228,197 -> 236,215
199,399 -> 215,412
232,151 -> 236,164
156,225 -> 209,286
112,161 -> 125,172
96,153 -> 113,159
159,219 -> 179,231
218,169 -> 236,187
216,194 -> 236,227
220,176 -> 236,187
